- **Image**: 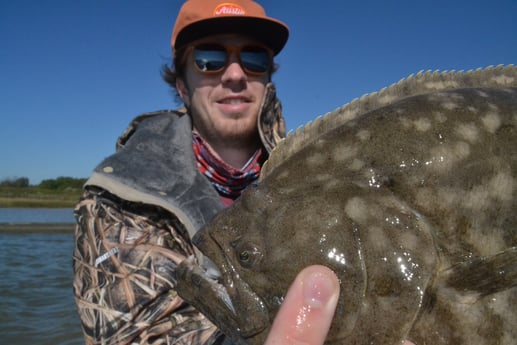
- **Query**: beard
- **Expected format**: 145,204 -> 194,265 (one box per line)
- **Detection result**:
194,111 -> 261,150
219,118 -> 260,145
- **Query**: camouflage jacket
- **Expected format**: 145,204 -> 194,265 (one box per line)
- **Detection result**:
73,84 -> 285,344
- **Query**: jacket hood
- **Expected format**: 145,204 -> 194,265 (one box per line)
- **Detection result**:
86,111 -> 225,238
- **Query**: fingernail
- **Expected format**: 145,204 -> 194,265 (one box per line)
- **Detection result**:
303,268 -> 338,308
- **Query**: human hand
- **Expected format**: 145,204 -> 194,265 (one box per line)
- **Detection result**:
264,265 -> 416,345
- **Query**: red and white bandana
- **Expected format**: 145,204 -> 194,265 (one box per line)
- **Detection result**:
192,132 -> 265,205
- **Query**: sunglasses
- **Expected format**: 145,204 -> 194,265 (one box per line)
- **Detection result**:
184,43 -> 273,76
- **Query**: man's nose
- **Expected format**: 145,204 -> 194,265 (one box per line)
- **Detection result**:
221,54 -> 247,83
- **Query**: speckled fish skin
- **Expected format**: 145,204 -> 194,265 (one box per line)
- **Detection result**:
176,66 -> 517,345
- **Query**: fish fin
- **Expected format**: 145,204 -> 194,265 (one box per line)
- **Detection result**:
444,247 -> 517,296
260,65 -> 517,180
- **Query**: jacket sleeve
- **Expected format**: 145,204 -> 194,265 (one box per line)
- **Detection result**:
72,187 -> 222,345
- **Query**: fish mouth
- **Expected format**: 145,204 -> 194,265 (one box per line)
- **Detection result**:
177,253 -> 270,341
177,255 -> 236,314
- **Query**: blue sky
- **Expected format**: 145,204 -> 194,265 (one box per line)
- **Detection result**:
1,0 -> 516,185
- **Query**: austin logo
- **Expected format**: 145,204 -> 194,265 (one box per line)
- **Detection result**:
214,3 -> 246,16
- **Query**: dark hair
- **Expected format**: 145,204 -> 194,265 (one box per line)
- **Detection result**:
161,49 -> 279,105
161,49 -> 187,104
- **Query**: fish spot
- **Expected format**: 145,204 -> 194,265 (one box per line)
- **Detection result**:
356,129 -> 371,141
427,141 -> 471,172
306,152 -> 326,167
314,173 -> 333,183
368,225 -> 389,251
489,171 -> 514,202
400,232 -> 419,252
455,123 -> 479,143
481,112 -> 502,133
349,158 -> 365,171
332,144 -> 358,163
413,118 -> 432,132
462,186 -> 491,211
453,141 -> 471,159
345,197 -> 368,224
400,116 -> 432,132
323,179 -> 342,191
468,228 -> 505,256
432,92 -> 464,110
442,101 -> 460,110
434,112 -> 447,123
399,117 -> 412,130
461,172 -> 513,212
277,169 -> 290,181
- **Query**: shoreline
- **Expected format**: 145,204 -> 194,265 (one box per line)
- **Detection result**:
0,201 -> 77,208
0,222 -> 75,233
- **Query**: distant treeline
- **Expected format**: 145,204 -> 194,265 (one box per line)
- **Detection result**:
0,176 -> 87,207
0,176 -> 87,190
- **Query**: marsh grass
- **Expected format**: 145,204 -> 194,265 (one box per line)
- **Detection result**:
0,187 -> 81,207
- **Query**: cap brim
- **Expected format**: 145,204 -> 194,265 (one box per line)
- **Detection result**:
175,16 -> 289,55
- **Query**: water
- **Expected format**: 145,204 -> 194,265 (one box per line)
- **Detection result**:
0,209 -> 84,345
0,208 -> 75,224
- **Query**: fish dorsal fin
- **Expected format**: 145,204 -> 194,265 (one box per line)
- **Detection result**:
260,64 -> 517,180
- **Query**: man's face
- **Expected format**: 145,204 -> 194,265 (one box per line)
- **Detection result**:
177,34 -> 270,148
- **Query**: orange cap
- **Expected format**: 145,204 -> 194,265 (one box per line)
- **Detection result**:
171,0 -> 289,56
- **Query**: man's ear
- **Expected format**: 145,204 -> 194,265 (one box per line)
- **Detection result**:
176,79 -> 190,107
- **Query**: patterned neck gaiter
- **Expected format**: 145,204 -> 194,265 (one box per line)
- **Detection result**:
192,132 -> 266,205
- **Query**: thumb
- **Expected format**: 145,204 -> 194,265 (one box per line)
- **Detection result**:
264,265 -> 340,345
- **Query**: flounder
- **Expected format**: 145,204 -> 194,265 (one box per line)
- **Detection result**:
177,65 -> 517,345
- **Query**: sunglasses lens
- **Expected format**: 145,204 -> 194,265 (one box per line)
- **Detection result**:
240,47 -> 271,73
192,44 -> 271,74
193,45 -> 227,72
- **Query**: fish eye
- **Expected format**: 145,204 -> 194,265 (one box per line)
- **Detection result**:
239,251 -> 251,262
235,243 -> 262,268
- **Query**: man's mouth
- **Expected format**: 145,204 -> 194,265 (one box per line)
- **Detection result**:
218,96 -> 250,105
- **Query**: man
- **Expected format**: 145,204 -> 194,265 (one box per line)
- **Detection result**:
73,0 -> 338,344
